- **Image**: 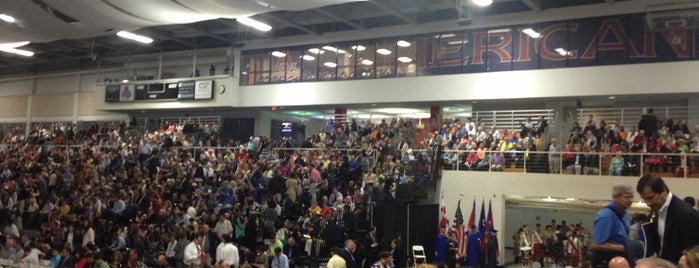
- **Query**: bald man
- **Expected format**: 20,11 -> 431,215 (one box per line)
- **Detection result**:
608,257 -> 630,268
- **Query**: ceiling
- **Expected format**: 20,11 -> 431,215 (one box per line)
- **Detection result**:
0,0 -> 686,77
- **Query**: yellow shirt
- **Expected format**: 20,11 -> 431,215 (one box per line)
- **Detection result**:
59,204 -> 70,216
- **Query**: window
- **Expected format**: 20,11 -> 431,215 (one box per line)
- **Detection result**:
395,37 -> 417,77
354,42 -> 375,79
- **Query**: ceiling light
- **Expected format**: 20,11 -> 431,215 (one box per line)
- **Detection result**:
555,48 -> 572,56
122,80 -> 129,83
376,48 -> 392,55
396,40 -> 411,47
488,28 -> 511,34
0,14 -> 16,23
609,96 -> 616,100
308,48 -> 325,54
322,46 -> 346,54
374,108 -> 421,114
237,16 -> 272,32
302,55 -> 315,61
271,51 -> 286,58
0,41 -> 30,48
543,196 -> 557,202
323,62 -> 337,68
361,59 -> 374,65
472,0 -> 493,6
0,47 -> 34,57
447,40 -> 468,45
522,28 -> 541,39
434,33 -> 456,38
116,31 -> 154,44
397,57 -> 412,63
352,45 -> 366,51
565,198 -> 576,201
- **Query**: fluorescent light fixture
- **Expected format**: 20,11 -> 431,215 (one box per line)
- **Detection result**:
447,40 -> 468,45
122,80 -> 129,83
116,31 -> 154,44
361,59 -> 374,65
434,33 -> 456,38
271,51 -> 286,58
565,198 -> 576,201
323,62 -> 337,68
488,28 -> 512,34
609,96 -> 616,99
472,0 -> 493,6
322,46 -> 346,54
0,47 -> 34,57
302,55 -> 315,61
542,196 -> 557,202
376,48 -> 392,55
396,40 -> 411,47
0,41 -> 30,48
397,57 -> 412,63
522,28 -> 541,38
0,14 -> 16,23
307,48 -> 325,54
0,41 -> 33,56
351,45 -> 366,51
555,48 -> 572,56
237,16 -> 272,32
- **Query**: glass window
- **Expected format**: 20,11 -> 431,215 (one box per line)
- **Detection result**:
319,45 -> 338,81
270,49 -> 288,84
195,48 -> 232,78
434,32 -> 464,74
395,37 -> 417,77
301,47 -> 320,82
286,48 -> 302,82
240,52 -> 254,85
337,42 -> 356,80
354,41 -> 375,79
252,52 -> 271,84
416,35 -> 434,76
376,39 -> 395,78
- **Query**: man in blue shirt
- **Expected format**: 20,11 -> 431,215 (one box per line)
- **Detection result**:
590,183 -> 633,268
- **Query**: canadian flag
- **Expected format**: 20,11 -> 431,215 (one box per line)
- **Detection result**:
439,192 -> 449,228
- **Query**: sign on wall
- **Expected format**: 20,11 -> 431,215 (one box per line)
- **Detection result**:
106,79 -> 213,103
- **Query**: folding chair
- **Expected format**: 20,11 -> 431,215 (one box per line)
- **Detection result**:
412,245 -> 427,266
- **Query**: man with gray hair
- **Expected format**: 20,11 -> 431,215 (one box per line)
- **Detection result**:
635,257 -> 677,268
590,183 -> 633,268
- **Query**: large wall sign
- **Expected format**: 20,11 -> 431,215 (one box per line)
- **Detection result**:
106,79 -> 213,102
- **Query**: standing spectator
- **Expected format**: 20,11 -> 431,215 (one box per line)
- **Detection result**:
327,247 -> 347,268
547,138 -> 561,174
271,247 -> 289,268
590,183 -> 633,268
216,234 -> 239,268
636,174 -> 699,263
340,240 -> 359,268
184,233 -> 205,268
638,108 -> 658,138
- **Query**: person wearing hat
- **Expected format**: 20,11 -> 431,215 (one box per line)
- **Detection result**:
485,228 -> 499,268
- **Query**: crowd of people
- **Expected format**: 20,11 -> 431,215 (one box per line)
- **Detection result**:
0,117 -> 440,268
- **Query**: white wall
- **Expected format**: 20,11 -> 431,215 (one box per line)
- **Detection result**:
238,61 -> 699,107
438,170 -> 699,264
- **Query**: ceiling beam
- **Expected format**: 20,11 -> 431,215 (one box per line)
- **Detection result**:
314,8 -> 366,30
259,14 -> 320,36
521,0 -> 542,12
213,19 -> 270,40
369,0 -> 418,25
178,25 -> 232,44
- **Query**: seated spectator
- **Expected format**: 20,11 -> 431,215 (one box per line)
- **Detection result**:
609,151 -> 625,176
491,151 -> 505,171
582,146 -> 599,175
565,145 -> 582,175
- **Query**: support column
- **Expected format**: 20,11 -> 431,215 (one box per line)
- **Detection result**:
545,101 -> 578,147
414,105 -> 442,148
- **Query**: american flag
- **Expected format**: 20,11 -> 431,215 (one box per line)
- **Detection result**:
452,200 -> 467,256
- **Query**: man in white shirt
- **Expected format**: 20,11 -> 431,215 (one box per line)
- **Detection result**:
184,233 -> 205,267
637,174 -> 699,264
214,214 -> 233,239
326,247 -> 346,268
216,234 -> 239,268
271,247 -> 289,268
